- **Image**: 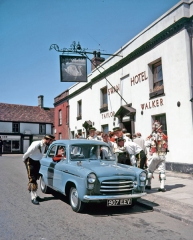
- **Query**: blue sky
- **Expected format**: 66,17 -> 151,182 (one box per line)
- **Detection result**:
0,0 -> 179,107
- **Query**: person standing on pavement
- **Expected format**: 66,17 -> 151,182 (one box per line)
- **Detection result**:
0,137 -> 3,156
145,121 -> 168,192
87,127 -> 101,140
101,133 -> 114,152
133,132 -> 147,169
23,134 -> 55,205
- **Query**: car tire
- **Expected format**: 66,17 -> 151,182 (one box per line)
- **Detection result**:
40,176 -> 50,194
69,187 -> 85,213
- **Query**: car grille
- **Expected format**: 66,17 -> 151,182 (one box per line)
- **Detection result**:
100,179 -> 134,194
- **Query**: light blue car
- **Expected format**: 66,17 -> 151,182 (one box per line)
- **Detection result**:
39,139 -> 147,213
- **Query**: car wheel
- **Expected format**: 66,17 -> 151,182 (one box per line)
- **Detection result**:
69,187 -> 85,213
40,176 -> 50,194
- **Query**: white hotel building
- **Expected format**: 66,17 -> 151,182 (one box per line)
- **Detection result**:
55,0 -> 193,173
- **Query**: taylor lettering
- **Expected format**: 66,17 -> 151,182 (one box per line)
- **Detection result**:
102,111 -> 115,119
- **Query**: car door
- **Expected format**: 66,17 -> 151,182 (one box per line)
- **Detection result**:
46,144 -> 57,188
52,144 -> 68,191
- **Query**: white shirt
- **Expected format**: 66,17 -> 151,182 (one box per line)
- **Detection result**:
87,135 -> 100,141
23,140 -> 46,161
124,141 -> 142,155
133,137 -> 147,154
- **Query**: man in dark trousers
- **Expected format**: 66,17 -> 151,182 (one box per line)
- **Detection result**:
23,134 -> 55,205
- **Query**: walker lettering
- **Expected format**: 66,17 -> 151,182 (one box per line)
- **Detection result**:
141,98 -> 163,110
131,71 -> 148,86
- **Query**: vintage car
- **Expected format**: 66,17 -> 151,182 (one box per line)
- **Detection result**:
39,139 -> 147,213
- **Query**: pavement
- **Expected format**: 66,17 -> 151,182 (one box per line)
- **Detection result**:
137,170 -> 193,225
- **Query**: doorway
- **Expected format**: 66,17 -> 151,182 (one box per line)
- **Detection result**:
122,121 -> 132,134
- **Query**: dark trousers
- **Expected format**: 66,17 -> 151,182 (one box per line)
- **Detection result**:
26,158 -> 40,191
118,154 -> 131,165
136,150 -> 147,169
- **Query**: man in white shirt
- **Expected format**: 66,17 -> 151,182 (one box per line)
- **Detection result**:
133,132 -> 147,169
23,134 -> 55,205
117,137 -> 144,167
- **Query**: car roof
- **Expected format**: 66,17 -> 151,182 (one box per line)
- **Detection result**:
51,139 -> 109,146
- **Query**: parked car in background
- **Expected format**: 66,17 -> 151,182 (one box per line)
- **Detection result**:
39,139 -> 147,213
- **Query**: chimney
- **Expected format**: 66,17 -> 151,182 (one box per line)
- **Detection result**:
38,95 -> 44,108
91,51 -> 105,71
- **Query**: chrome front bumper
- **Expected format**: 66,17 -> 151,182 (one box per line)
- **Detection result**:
83,192 -> 146,201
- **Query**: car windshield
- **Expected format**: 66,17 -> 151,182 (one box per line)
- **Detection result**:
70,144 -> 115,161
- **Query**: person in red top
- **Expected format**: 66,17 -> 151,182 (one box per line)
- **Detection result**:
53,146 -> 66,162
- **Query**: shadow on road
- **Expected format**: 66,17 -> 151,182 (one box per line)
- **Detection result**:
48,191 -> 153,216
145,184 -> 186,193
84,203 -> 153,217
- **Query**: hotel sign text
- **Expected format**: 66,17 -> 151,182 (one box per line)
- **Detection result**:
131,71 -> 148,86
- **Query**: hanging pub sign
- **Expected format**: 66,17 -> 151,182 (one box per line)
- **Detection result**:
60,55 -> 87,82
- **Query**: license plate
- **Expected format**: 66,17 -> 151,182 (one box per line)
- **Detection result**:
107,198 -> 132,207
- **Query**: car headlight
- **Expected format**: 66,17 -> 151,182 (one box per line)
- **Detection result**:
139,171 -> 146,182
87,173 -> 96,183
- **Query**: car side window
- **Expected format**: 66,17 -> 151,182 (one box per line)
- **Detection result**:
56,145 -> 66,157
48,145 -> 57,158
100,145 -> 114,160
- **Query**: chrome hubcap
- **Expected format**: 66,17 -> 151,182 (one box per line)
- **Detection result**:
41,177 -> 45,190
71,188 -> 78,208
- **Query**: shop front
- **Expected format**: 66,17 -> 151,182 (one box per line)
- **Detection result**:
0,135 -> 21,153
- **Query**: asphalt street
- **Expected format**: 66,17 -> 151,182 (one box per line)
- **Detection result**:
0,154 -> 193,240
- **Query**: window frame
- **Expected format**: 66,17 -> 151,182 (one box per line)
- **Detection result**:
39,124 -> 46,134
149,60 -> 164,99
153,114 -> 167,135
100,86 -> 108,113
59,109 -> 62,126
77,100 -> 82,120
66,105 -> 69,125
12,122 -> 20,133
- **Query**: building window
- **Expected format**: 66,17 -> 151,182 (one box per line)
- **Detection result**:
59,110 -> 62,125
149,60 -> 164,99
12,122 -> 20,133
39,124 -> 46,134
153,114 -> 167,135
101,124 -> 109,133
66,106 -> 69,125
59,133 -> 62,139
100,87 -> 108,113
77,100 -> 82,120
